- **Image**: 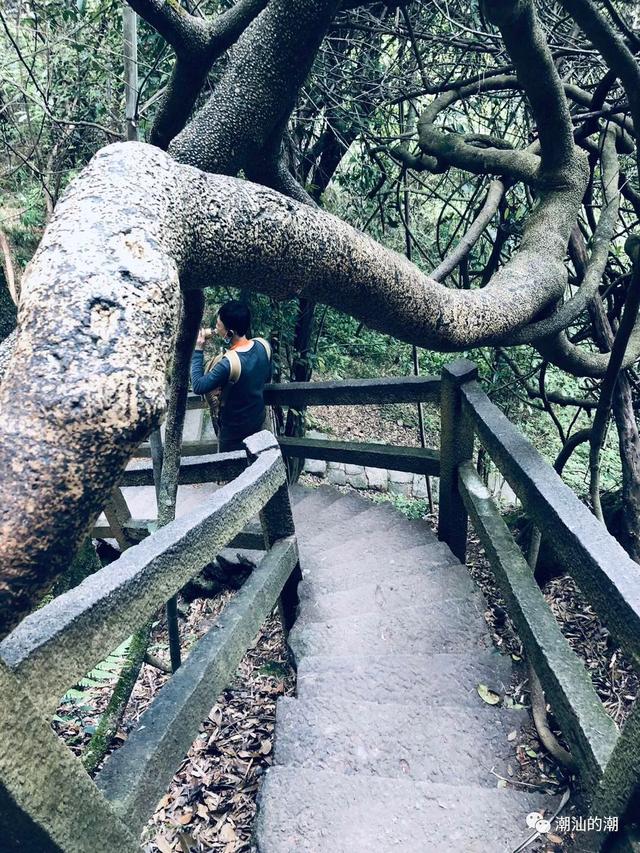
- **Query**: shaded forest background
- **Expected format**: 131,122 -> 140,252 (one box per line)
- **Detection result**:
1,0 -> 639,536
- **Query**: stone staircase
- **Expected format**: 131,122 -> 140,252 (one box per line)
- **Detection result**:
254,484 -> 556,852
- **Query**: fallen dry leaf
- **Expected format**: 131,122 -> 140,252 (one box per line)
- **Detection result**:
219,822 -> 238,843
154,835 -> 173,853
259,739 -> 272,755
477,683 -> 501,705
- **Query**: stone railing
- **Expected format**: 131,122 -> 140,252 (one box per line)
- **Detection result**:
257,363 -> 640,850
0,432 -> 300,852
161,364 -> 640,849
268,361 -> 639,850
3,363 -> 640,852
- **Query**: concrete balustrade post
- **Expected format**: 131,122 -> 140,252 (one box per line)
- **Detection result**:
438,360 -> 478,562
244,431 -> 302,633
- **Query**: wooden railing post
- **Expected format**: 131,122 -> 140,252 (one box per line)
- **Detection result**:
438,359 -> 478,561
243,432 -> 302,633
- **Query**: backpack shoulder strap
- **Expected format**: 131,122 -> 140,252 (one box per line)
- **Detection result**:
204,351 -> 223,374
254,337 -> 272,361
223,350 -> 242,383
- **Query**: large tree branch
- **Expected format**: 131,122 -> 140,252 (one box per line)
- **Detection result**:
415,0 -> 579,187
0,139 -> 587,635
507,127 -> 619,345
0,329 -> 16,380
559,0 -> 640,137
126,0 -> 209,54
537,325 -> 640,377
128,0 -> 268,149
417,87 -> 541,184
431,179 -> 506,283
168,0 -> 342,173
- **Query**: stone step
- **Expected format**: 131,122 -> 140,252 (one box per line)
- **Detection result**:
296,570 -> 477,623
292,490 -> 373,541
300,545 -> 469,597
298,500 -> 415,551
274,696 -> 528,786
288,600 -> 491,659
305,526 -> 454,565
255,767 -> 557,853
287,483 -> 314,506
290,484 -> 344,518
299,515 -> 452,559
298,514 -> 443,570
295,650 -> 514,708
298,493 -> 437,542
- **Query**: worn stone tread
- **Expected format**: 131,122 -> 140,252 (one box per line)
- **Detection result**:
306,533 -> 457,567
298,501 -> 415,551
296,572 -> 476,623
297,561 -> 460,597
256,484 -> 547,852
288,600 -> 491,659
300,529 -> 456,566
287,483 -> 314,506
289,485 -> 344,518
297,557 -> 474,600
292,490 -> 373,541
295,650 -> 515,707
254,767 -> 556,853
274,695 -> 527,785
300,502 -> 441,553
298,522 -> 442,569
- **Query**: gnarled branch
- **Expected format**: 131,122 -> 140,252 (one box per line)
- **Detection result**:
507,126 -> 619,346
128,0 -> 268,149
0,136 -> 588,635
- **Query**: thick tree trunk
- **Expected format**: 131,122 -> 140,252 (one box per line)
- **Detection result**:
0,138 -> 586,636
0,0 -> 597,636
168,0 -> 342,174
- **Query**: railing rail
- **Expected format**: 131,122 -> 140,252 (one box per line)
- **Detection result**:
264,374 -> 441,407
3,363 -> 640,851
461,380 -> 640,664
439,360 -> 640,843
0,430 -> 300,853
458,461 -> 618,788
104,364 -> 640,845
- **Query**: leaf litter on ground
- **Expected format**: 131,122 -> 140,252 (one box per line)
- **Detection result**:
53,584 -> 294,852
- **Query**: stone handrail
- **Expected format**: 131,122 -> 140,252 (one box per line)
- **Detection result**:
195,364 -> 639,842
0,430 -> 300,852
439,360 -> 640,838
133,366 -> 640,848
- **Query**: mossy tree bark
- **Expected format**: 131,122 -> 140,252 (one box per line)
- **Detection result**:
0,0 -> 638,633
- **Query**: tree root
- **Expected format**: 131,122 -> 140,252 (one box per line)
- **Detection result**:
528,661 -> 577,771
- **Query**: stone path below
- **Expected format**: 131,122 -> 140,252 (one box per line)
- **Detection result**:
254,484 -> 556,852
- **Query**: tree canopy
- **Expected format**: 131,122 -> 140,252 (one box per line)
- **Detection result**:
1,0 -> 640,633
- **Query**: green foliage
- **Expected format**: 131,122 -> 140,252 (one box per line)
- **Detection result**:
60,636 -> 131,707
372,492 -> 429,521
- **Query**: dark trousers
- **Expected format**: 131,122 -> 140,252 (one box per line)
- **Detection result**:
217,434 -> 246,453
218,413 -> 267,454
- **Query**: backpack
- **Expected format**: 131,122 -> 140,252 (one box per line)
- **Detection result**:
203,338 -> 272,436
